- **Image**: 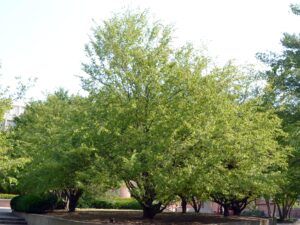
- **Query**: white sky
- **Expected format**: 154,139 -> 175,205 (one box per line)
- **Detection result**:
0,0 -> 299,99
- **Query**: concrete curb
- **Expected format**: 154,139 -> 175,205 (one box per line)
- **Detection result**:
13,212 -> 102,225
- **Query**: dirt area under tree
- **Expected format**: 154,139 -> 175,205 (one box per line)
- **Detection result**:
48,210 -> 266,225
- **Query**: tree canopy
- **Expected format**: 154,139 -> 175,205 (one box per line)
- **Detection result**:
12,90 -> 113,211
82,10 -> 288,218
257,3 -> 300,220
0,8 -> 293,220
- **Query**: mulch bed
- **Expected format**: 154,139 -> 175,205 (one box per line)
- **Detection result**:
48,210 -> 260,225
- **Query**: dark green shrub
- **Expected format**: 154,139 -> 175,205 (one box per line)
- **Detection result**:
241,210 -> 265,217
10,195 -> 22,211
77,197 -> 141,210
10,194 -> 58,213
113,198 -> 141,210
55,198 -> 67,209
77,194 -> 95,208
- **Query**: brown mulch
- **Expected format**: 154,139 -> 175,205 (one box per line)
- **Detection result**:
48,210 -> 261,225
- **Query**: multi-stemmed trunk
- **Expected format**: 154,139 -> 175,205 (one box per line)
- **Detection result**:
142,202 -> 164,219
212,194 -> 250,217
64,188 -> 83,212
275,197 -> 296,221
191,196 -> 202,213
230,197 -> 249,215
125,178 -> 168,219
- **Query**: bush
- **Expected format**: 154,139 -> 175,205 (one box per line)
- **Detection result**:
78,197 -> 141,210
10,194 -> 58,213
0,193 -> 17,199
241,210 -> 265,217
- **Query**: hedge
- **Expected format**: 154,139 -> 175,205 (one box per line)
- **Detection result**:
241,210 -> 265,217
0,193 -> 17,199
78,197 -> 142,210
10,194 -> 58,213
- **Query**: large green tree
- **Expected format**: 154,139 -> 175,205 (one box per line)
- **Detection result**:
257,3 -> 300,221
82,10 -> 288,218
12,90 -> 111,211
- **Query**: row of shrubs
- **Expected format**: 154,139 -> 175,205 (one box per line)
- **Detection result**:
78,197 -> 142,210
0,193 -> 17,199
11,194 -> 141,213
241,210 -> 265,217
10,194 -> 269,217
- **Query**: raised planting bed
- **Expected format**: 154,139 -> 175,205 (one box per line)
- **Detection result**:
14,210 -> 275,225
0,199 -> 11,208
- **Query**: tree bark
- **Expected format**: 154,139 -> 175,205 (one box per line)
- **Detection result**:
191,196 -> 202,213
266,198 -> 272,217
179,195 -> 187,213
223,204 -> 230,217
125,179 -> 166,219
65,188 -> 83,212
272,202 -> 276,219
276,202 -> 284,220
142,205 -> 161,219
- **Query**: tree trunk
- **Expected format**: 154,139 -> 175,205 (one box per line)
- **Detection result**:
65,188 -> 83,212
180,195 -> 187,213
191,196 -> 202,213
223,204 -> 230,217
266,198 -> 272,217
125,178 -> 168,219
272,202 -> 276,219
231,198 -> 248,215
142,205 -> 161,219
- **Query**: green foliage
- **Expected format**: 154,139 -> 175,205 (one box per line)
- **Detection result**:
0,193 -> 17,199
0,98 -> 20,191
10,194 -> 58,213
1,8 -> 289,219
83,9 -> 288,218
78,197 -> 141,210
241,210 -> 265,217
11,89 -> 114,211
257,3 -> 300,221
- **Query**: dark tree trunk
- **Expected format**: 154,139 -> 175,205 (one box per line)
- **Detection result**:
223,204 -> 230,217
142,205 -> 161,219
179,195 -> 188,213
276,202 -> 283,220
212,194 -> 250,217
231,197 -> 249,215
272,202 -> 276,219
65,188 -> 83,212
265,198 -> 272,217
191,196 -> 202,213
124,179 -> 167,219
212,195 -> 230,217
276,198 -> 295,221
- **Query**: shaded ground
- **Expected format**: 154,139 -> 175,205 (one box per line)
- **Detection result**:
49,210 -> 263,225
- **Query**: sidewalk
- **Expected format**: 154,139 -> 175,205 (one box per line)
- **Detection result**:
0,207 -> 12,213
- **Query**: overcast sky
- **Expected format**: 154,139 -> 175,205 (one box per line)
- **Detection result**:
0,0 -> 299,100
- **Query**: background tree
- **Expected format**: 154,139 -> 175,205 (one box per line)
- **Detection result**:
210,100 -> 287,216
0,97 -> 13,191
257,3 -> 300,221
